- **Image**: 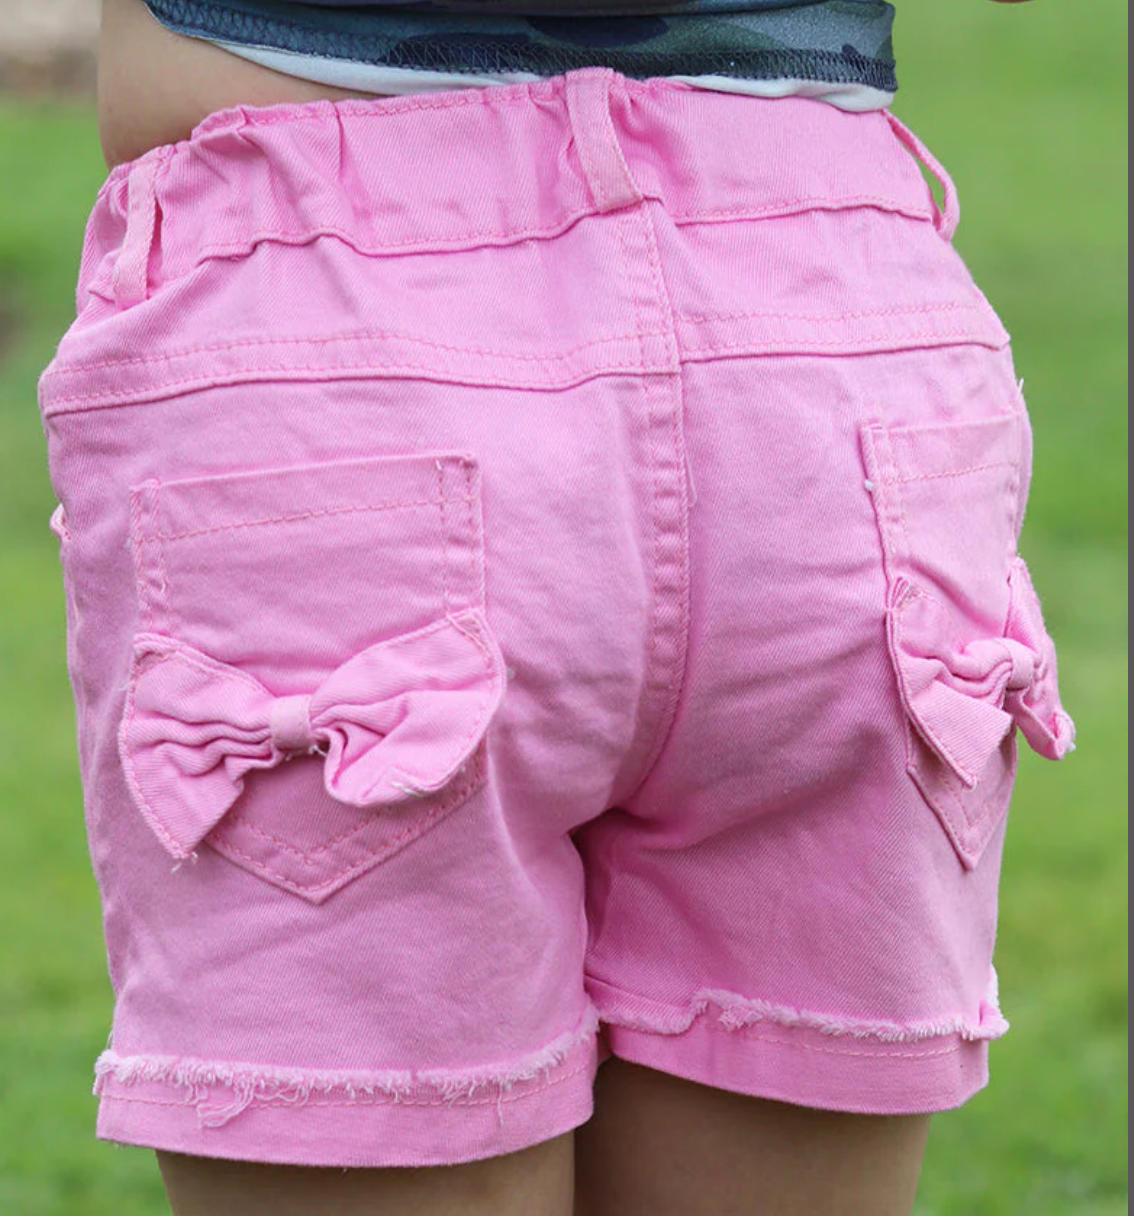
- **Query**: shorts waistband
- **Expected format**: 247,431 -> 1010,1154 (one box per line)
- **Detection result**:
85,67 -> 949,308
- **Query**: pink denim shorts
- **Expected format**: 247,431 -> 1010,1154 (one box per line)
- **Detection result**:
40,67 -> 1075,1167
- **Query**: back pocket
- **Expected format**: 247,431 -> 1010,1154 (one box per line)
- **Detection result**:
119,453 -> 506,902
860,413 -> 1074,870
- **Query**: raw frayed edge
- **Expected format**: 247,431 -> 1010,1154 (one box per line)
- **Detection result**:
94,1005 -> 599,1129
600,978 -> 1009,1046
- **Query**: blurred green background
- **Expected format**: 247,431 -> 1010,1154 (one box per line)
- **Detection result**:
0,2 -> 1126,1213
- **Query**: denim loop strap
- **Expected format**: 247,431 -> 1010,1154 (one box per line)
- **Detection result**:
111,152 -> 163,308
884,111 -> 960,242
565,67 -> 644,215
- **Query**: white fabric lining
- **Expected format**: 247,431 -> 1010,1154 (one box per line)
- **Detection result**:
215,40 -> 895,111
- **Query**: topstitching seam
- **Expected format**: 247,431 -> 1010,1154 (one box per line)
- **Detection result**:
437,459 -> 451,619
628,200 -> 689,796
617,207 -> 663,801
678,327 -> 1011,358
669,198 -> 930,226
155,496 -> 475,543
215,760 -> 482,890
144,197 -> 930,275
676,301 -> 988,325
692,1019 -> 971,1062
99,1059 -> 593,1111
42,324 -> 645,376
888,460 -> 1016,486
47,302 -> 983,382
42,312 -> 1005,408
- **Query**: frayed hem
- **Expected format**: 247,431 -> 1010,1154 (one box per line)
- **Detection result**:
95,1006 -> 599,1129
591,975 -> 1009,1046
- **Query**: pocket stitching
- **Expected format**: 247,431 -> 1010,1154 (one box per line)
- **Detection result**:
888,459 -> 1017,486
122,454 -> 497,896
863,414 -> 1025,868
903,718 -> 1015,862
153,496 -> 472,543
215,743 -> 487,871
129,481 -> 166,631
902,708 -> 1010,837
439,460 -> 452,618
213,806 -> 451,900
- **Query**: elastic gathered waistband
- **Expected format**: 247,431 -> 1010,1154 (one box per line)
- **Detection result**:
84,67 -> 948,305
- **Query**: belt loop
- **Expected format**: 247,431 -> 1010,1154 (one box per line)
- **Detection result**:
111,152 -> 162,309
564,67 -> 643,215
884,112 -> 960,242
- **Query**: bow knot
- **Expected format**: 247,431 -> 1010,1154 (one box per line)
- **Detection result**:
1001,638 -> 1036,692
270,694 -> 316,755
120,611 -> 506,860
888,560 -> 1074,790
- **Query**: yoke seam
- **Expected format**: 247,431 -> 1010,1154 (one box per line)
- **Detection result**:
132,196 -> 933,274
43,326 -> 1009,413
41,300 -> 982,384
42,324 -> 648,377
43,300 -> 982,381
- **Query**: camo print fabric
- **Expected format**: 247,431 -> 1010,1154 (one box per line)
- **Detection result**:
142,0 -> 897,98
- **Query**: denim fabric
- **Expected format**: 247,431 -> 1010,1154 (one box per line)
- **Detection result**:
41,68 -> 1072,1167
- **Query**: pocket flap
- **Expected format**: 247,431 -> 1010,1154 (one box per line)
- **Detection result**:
121,609 -> 506,859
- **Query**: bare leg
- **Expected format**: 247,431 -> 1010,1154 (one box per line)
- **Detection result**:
574,1059 -> 931,1216
157,1131 -> 574,1216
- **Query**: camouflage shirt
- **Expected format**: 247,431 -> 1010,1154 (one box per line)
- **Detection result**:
143,0 -> 897,109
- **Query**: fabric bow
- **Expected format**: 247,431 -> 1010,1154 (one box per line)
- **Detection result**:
888,559 -> 1075,788
120,610 -> 506,859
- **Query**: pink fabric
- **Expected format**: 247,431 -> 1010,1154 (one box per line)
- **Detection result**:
122,611 -> 505,864
40,67 -> 1073,1168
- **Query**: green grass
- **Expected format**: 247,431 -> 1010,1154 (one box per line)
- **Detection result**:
0,105 -> 172,1213
895,6 -> 1128,1212
0,2 -> 1126,1212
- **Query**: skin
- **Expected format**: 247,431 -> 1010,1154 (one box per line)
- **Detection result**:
155,1066 -> 933,1216
575,1060 -> 933,1216
98,0 -> 1028,1210
157,1134 -> 577,1216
